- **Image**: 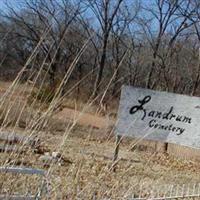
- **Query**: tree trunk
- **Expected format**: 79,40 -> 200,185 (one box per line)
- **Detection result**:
93,34 -> 109,97
49,63 -> 57,91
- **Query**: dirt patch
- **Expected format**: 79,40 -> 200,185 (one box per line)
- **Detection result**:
55,107 -> 115,129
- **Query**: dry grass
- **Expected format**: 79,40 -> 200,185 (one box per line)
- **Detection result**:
0,31 -> 199,200
0,117 -> 200,199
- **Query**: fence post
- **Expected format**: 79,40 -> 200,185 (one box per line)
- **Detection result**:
112,135 -> 122,172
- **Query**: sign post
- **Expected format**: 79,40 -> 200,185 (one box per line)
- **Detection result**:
112,135 -> 122,171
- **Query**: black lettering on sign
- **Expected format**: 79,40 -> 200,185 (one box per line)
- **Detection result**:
182,116 -> 192,124
148,119 -> 185,135
129,95 -> 192,136
162,107 -> 173,120
129,95 -> 151,120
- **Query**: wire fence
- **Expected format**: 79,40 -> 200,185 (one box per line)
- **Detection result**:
131,183 -> 200,200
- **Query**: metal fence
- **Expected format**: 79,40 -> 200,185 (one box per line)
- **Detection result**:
131,183 -> 200,200
0,166 -> 49,200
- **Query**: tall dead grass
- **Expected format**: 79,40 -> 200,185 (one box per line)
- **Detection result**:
0,26 -> 199,200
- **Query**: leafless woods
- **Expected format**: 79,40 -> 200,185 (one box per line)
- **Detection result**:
0,0 -> 200,103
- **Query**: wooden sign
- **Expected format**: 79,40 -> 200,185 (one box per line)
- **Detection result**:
116,86 -> 200,149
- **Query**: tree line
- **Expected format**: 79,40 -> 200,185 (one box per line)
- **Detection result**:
0,0 -> 200,105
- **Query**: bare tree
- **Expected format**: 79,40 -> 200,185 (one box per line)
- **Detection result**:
138,0 -> 199,89
1,0 -> 85,89
83,0 -> 128,97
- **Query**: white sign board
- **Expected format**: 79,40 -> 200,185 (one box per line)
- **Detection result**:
116,86 -> 200,149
